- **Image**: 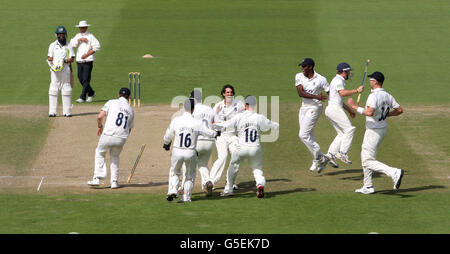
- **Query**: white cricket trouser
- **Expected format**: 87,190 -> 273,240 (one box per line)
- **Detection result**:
49,66 -> 72,115
180,139 -> 215,188
361,127 -> 398,188
94,135 -> 126,183
325,104 -> 356,155
224,144 -> 265,193
298,105 -> 324,160
209,133 -> 239,185
168,148 -> 197,200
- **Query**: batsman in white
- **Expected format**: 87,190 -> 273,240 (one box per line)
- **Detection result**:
214,95 -> 279,198
324,62 -> 364,168
347,71 -> 404,194
180,90 -> 216,196
209,84 -> 245,188
163,98 -> 220,203
295,58 -> 330,173
88,88 -> 135,189
47,26 -> 75,117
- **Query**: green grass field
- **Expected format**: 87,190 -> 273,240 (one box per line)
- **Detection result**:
0,0 -> 449,235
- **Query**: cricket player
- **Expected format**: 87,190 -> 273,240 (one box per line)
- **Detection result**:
180,90 -> 216,196
295,58 -> 330,173
347,71 -> 404,194
209,84 -> 245,188
47,25 -> 75,117
163,98 -> 220,203
214,95 -> 279,198
88,88 -> 135,189
324,62 -> 364,168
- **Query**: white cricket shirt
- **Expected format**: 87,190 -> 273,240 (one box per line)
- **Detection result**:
215,110 -> 279,147
47,40 -> 75,70
164,112 -> 216,150
213,99 -> 245,134
328,74 -> 346,107
365,88 -> 400,129
193,103 -> 215,141
295,71 -> 330,107
69,31 -> 101,63
101,97 -> 135,139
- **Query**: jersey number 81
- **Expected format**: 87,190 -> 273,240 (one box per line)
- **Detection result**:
115,112 -> 129,129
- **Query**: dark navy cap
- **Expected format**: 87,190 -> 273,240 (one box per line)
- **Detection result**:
368,71 -> 385,84
119,87 -> 131,96
337,62 -> 351,72
299,58 -> 315,67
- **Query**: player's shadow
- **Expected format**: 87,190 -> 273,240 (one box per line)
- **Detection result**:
324,168 -> 383,181
375,185 -> 445,198
193,178 -> 316,200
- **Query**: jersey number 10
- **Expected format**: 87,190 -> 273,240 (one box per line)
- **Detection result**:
244,128 -> 257,143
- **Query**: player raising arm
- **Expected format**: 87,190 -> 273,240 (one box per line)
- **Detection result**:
347,71 -> 404,194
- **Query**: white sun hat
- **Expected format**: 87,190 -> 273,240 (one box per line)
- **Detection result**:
75,20 -> 90,27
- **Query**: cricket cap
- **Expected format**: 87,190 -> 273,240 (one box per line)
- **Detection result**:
299,58 -> 315,67
368,71 -> 385,84
119,87 -> 131,96
337,62 -> 351,72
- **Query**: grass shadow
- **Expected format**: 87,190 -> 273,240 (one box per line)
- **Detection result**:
193,178 -> 316,201
376,185 -> 446,198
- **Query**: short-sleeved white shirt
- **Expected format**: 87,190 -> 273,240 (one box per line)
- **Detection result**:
101,97 -> 135,139
192,103 -> 215,141
365,88 -> 400,129
213,99 -> 245,134
328,74 -> 346,107
48,40 -> 75,71
295,71 -> 330,107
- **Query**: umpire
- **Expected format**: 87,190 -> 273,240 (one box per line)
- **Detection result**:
70,20 -> 101,103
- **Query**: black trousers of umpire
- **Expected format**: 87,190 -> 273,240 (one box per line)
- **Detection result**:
77,61 -> 95,100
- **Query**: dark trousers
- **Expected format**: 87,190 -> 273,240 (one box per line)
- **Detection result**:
77,61 -> 95,100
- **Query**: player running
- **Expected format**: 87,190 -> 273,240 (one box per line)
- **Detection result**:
324,62 -> 364,168
295,58 -> 330,173
214,95 -> 279,198
347,71 -> 404,194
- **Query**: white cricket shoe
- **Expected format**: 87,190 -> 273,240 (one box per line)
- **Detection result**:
326,153 -> 339,168
233,184 -> 239,190
393,169 -> 404,190
335,152 -> 352,165
87,177 -> 100,186
220,191 -> 234,197
76,98 -> 85,103
178,195 -> 192,203
355,186 -> 375,194
111,181 -> 120,189
309,160 -> 319,172
317,155 -> 330,173
86,92 -> 96,102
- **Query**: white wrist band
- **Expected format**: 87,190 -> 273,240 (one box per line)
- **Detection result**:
357,107 -> 364,114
